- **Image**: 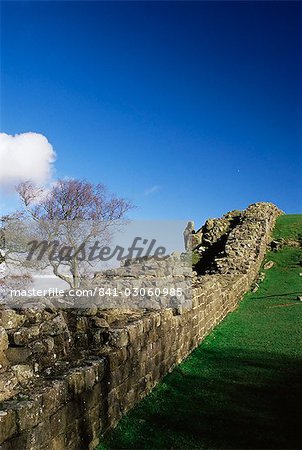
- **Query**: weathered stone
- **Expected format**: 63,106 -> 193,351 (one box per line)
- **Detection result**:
5,347 -> 32,364
0,372 -> 19,402
76,316 -> 88,331
41,380 -> 67,417
0,351 -> 9,371
13,325 -> 40,346
40,313 -> 67,336
91,317 -> 110,328
11,365 -> 34,386
0,409 -> 17,444
108,329 -> 129,348
28,337 -> 55,357
24,308 -> 53,325
0,431 -> 30,450
15,400 -> 41,431
67,368 -> 86,395
82,304 -> 98,316
0,326 -> 9,351
0,310 -> 25,330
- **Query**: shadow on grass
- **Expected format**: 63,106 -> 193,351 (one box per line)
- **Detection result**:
253,291 -> 302,300
103,348 -> 302,449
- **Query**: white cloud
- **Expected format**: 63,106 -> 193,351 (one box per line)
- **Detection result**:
0,132 -> 56,189
144,185 -> 161,196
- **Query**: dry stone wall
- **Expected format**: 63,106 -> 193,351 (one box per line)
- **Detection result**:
0,202 -> 282,449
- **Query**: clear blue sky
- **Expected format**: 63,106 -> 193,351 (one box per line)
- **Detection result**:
1,1 -> 301,225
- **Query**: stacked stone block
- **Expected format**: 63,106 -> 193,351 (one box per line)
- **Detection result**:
0,202 -> 282,449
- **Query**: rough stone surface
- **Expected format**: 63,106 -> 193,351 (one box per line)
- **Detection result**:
264,260 -> 275,270
0,310 -> 25,330
0,327 -> 9,352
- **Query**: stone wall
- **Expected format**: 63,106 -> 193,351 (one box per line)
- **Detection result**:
0,202 -> 282,449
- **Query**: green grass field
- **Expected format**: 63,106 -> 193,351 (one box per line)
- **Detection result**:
98,214 -> 302,450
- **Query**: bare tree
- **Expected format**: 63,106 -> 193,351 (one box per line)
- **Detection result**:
15,179 -> 133,288
0,213 -> 34,299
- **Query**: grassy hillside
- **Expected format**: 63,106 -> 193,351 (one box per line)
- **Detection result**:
98,214 -> 302,450
272,214 -> 302,241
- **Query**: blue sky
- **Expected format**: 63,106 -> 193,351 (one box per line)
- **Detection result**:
1,1 -> 301,225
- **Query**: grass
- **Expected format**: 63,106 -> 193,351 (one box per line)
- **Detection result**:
272,213 -> 302,241
98,214 -> 302,450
